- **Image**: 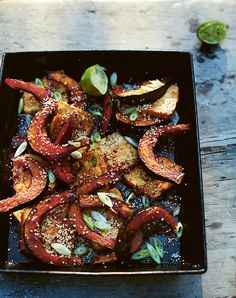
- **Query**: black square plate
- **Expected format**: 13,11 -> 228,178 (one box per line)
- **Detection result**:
0,51 -> 207,274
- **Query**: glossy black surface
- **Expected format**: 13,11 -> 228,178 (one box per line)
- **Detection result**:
0,51 -> 206,274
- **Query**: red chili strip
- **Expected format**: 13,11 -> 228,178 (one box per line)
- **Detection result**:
27,102 -> 75,160
24,190 -> 82,266
5,78 -> 50,103
79,195 -> 133,218
68,200 -> 116,249
52,159 -> 75,184
138,124 -> 191,184
0,155 -> 47,213
48,71 -> 87,109
100,93 -> 113,135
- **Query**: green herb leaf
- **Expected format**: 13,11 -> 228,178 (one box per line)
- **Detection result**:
131,249 -> 150,260
73,246 -> 90,256
91,210 -> 107,222
146,243 -> 161,264
94,220 -> 112,231
97,192 -> 113,208
83,214 -> 94,230
51,243 -> 71,256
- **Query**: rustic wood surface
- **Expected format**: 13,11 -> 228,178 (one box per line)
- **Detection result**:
0,0 -> 235,297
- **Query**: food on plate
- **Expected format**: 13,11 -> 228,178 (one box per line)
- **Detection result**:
2,66 -> 191,267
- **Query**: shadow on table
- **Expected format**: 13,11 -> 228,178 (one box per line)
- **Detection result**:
2,273 -> 203,298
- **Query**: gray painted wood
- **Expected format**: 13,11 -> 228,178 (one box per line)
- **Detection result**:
0,0 -> 235,297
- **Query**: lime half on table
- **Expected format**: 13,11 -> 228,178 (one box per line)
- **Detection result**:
80,64 -> 108,96
197,20 -> 227,45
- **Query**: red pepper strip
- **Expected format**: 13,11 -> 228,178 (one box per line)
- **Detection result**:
92,252 -> 117,264
0,155 -> 47,213
24,190 -> 82,266
116,110 -> 162,127
75,172 -> 122,196
126,206 -> 178,233
48,71 -> 87,109
68,200 -> 116,249
79,195 -> 133,218
53,113 -> 76,145
52,159 -> 75,184
27,102 -> 75,160
5,78 -> 50,103
100,93 -> 113,135
138,124 -> 191,184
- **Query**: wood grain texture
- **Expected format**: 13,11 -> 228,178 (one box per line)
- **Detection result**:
0,0 -> 236,297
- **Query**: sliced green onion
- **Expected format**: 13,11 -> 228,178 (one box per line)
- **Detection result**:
141,195 -> 150,208
35,77 -> 43,86
73,246 -> 90,256
97,192 -> 113,208
124,136 -> 138,148
14,141 -> 27,158
71,150 -> 83,159
131,249 -> 150,260
18,97 -> 24,114
51,243 -> 71,256
126,192 -> 135,204
129,110 -> 139,121
68,140 -> 82,147
146,243 -> 161,264
170,111 -> 180,125
88,104 -> 103,117
48,170 -> 56,184
152,238 -> 164,258
109,72 -> 118,87
91,210 -> 107,222
173,205 -> 180,217
175,222 -> 183,238
83,214 -> 94,230
53,91 -> 63,101
91,131 -> 101,143
94,220 -> 112,231
123,107 -> 136,115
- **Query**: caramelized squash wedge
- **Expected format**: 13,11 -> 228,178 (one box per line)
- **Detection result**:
48,71 -> 87,109
24,190 -> 82,266
0,155 -> 47,212
138,124 -> 191,184
112,79 -> 174,105
115,111 -> 162,127
27,102 -> 75,160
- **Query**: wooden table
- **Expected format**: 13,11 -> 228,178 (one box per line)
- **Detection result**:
0,1 -> 235,297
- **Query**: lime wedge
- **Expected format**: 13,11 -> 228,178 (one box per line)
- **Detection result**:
197,20 -> 227,45
80,64 -> 108,96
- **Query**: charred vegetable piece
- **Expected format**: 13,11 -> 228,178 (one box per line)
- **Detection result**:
27,101 -> 75,160
0,155 -> 47,212
48,71 -> 87,109
115,111 -> 162,127
52,159 -> 75,184
92,252 -> 117,264
24,190 -> 82,266
126,206 -> 179,233
75,172 -> 122,196
68,200 -> 116,249
5,78 -> 50,103
139,84 -> 179,119
79,194 -> 133,218
112,79 -> 175,105
124,166 -> 173,200
138,124 -> 191,184
100,93 -> 113,135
